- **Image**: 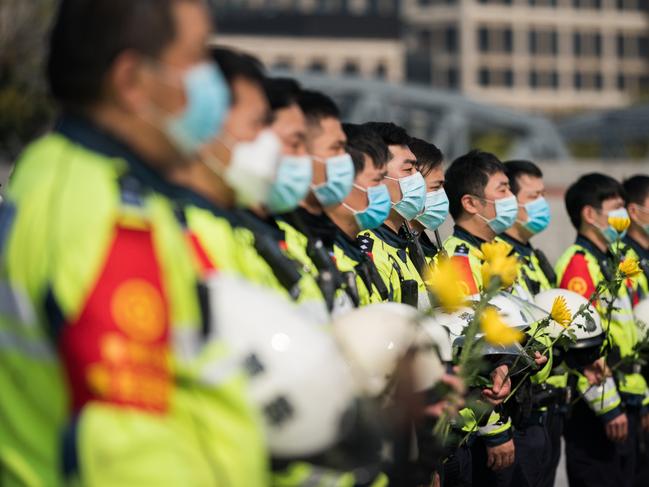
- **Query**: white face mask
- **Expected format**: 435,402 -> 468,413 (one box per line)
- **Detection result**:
203,129 -> 283,207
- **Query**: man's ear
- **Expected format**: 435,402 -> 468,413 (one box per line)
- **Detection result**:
582,205 -> 599,226
106,50 -> 148,112
461,194 -> 480,216
627,203 -> 639,221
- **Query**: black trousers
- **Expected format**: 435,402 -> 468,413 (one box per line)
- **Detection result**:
510,421 -> 551,487
564,401 -> 637,487
441,443 -> 472,487
540,408 -> 564,487
634,429 -> 649,487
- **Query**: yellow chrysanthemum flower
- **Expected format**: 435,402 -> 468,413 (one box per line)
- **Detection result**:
481,255 -> 520,289
426,257 -> 468,312
470,247 -> 485,261
479,241 -> 513,262
480,307 -> 524,346
608,216 -> 631,233
619,258 -> 642,279
550,296 -> 572,328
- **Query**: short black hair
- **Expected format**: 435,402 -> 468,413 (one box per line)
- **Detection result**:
623,175 -> 649,206
343,123 -> 389,169
297,90 -> 340,129
504,160 -> 544,195
211,46 -> 265,87
408,137 -> 443,177
48,0 -> 181,108
445,150 -> 506,220
564,173 -> 624,229
347,146 -> 366,175
361,122 -> 411,147
263,77 -> 301,123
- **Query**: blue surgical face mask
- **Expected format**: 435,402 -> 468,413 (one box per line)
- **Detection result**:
478,195 -> 518,234
520,196 -> 551,235
164,62 -> 230,156
343,184 -> 391,231
598,207 -> 629,244
385,172 -> 427,220
311,154 -> 355,207
267,154 -> 313,214
416,188 -> 449,230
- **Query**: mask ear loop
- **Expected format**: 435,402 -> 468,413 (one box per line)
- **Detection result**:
341,184 -> 370,214
197,129 -> 238,177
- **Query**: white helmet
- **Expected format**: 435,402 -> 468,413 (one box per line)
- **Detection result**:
331,303 -> 445,397
206,274 -> 357,458
534,289 -> 603,347
419,308 -> 473,362
452,293 -> 530,358
633,298 -> 649,328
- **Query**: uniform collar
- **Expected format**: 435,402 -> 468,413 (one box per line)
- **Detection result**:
499,232 -> 533,258
55,113 -> 183,199
452,225 -> 486,250
333,228 -> 363,262
418,231 -> 439,258
286,206 -> 338,249
623,234 -> 649,260
372,224 -> 409,249
239,210 -> 285,242
576,234 -> 610,266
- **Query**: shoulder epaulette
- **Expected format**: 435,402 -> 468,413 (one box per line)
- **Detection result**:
357,234 -> 374,254
454,243 -> 470,256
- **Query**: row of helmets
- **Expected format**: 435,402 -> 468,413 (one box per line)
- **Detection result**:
203,271 -> 643,462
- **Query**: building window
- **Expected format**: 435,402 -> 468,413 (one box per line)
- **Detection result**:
594,73 -> 603,90
504,69 -> 514,86
478,68 -> 515,87
272,58 -> 293,71
503,28 -> 513,53
478,26 -> 514,53
448,67 -> 459,89
530,29 -> 559,55
574,72 -> 583,89
573,33 -> 581,56
375,63 -> 387,79
617,73 -> 626,90
551,71 -> 559,88
573,31 -> 603,58
479,68 -> 490,86
307,60 -> 326,73
479,27 -> 490,52
529,70 -> 559,89
445,26 -> 458,53
342,61 -> 360,76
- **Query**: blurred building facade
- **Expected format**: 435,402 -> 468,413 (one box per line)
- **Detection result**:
210,0 -> 649,113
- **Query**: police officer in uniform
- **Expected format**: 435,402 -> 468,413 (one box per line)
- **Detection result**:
556,173 -> 649,487
442,150 -> 521,487
500,160 -> 556,487
0,1 -> 268,485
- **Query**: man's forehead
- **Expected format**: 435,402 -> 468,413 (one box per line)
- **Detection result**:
517,174 -> 544,190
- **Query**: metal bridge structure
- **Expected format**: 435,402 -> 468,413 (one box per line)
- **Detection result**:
558,103 -> 649,160
281,73 -> 571,162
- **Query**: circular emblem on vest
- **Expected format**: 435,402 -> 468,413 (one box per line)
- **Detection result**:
111,279 -> 166,342
567,277 -> 588,296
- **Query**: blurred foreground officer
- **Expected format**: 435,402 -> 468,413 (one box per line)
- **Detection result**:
556,173 -> 649,487
357,122 -> 429,308
0,1 -> 269,486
